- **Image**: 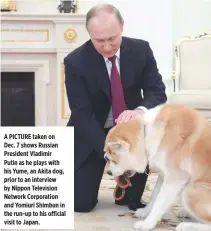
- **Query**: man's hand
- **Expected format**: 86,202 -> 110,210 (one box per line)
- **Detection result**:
115,109 -> 144,124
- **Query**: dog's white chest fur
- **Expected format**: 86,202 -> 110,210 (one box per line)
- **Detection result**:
143,105 -> 166,172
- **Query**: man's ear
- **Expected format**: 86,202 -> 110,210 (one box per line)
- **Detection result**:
108,140 -> 130,153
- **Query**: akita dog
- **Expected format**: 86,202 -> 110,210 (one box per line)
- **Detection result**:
104,104 -> 211,231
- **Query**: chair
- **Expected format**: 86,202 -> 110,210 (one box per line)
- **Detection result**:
168,32 -> 211,121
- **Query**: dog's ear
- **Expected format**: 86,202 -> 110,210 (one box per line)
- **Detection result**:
108,140 -> 130,153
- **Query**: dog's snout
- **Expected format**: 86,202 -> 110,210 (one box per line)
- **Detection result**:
107,170 -> 112,176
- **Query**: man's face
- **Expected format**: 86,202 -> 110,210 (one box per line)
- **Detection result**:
87,13 -> 123,58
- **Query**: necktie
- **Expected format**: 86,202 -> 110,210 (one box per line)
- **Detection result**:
108,56 -> 125,125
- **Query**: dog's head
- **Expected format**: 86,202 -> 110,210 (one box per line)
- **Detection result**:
104,118 -> 148,177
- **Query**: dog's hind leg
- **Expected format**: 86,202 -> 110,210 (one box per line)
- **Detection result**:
176,182 -> 211,231
183,181 -> 211,223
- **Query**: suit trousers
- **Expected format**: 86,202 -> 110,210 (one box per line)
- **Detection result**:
74,127 -> 149,212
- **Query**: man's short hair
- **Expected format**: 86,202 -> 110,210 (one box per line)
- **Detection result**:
86,4 -> 124,28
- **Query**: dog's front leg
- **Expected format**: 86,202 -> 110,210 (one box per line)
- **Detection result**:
135,175 -> 163,219
133,177 -> 188,231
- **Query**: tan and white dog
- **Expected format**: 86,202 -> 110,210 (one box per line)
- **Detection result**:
104,103 -> 211,231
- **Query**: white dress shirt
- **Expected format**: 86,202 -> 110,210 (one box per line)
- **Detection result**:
103,49 -> 147,128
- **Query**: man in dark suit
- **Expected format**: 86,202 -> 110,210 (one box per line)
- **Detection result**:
64,4 -> 167,213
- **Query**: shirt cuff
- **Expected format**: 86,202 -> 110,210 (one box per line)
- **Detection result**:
136,106 -> 148,113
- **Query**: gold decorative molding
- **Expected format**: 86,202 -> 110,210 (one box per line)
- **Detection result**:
61,63 -> 71,119
0,29 -> 49,42
64,29 -> 77,43
1,0 -> 17,12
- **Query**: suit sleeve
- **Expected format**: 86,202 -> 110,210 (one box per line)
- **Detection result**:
139,42 -> 167,109
64,61 -> 106,159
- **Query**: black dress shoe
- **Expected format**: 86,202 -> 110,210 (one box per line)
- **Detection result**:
128,201 -> 146,211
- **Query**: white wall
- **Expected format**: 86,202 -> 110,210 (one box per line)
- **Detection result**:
172,0 -> 211,72
101,0 -> 173,83
173,0 -> 211,44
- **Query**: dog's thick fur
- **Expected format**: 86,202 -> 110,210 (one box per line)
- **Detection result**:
104,104 -> 211,231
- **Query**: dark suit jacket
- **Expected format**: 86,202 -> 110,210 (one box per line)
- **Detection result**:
64,37 -> 167,171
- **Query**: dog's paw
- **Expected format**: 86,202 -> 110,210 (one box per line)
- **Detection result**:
134,208 -> 149,218
176,223 -> 191,231
133,221 -> 155,231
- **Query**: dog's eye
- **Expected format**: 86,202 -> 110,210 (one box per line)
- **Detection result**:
105,156 -> 109,161
104,154 -> 110,162
104,153 -> 118,164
